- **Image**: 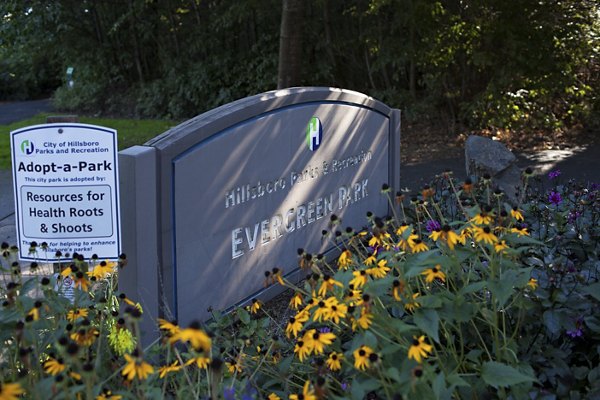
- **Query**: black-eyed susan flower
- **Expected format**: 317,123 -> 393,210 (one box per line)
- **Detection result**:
312,300 -> 330,322
349,270 -> 368,288
267,393 -> 281,400
353,345 -> 374,370
462,178 -> 473,193
169,322 -> 211,353
272,267 -> 285,285
122,353 -> 154,381
158,361 -> 181,378
494,240 -> 509,253
511,225 -> 530,236
289,380 -> 317,400
404,293 -> 421,313
289,292 -> 303,310
344,286 -> 362,304
325,301 -> 348,324
43,357 -> 66,375
527,278 -> 538,290
317,275 -> 344,297
337,250 -> 353,270
351,308 -> 373,331
293,340 -> 311,362
421,265 -> 446,283
286,316 -> 304,339
88,260 -> 116,280
326,352 -> 344,371
410,238 -> 429,253
364,252 -> 377,266
158,318 -> 180,336
27,303 -> 41,322
388,281 -> 401,302
96,389 -> 122,400
303,329 -> 336,355
0,381 -> 25,400
510,207 -> 524,221
249,299 -> 262,314
73,272 -> 90,292
71,327 -> 99,346
473,226 -> 499,245
422,185 -> 435,199
366,259 -> 391,279
408,335 -> 433,363
470,211 -> 493,226
185,356 -> 210,369
66,308 -> 89,323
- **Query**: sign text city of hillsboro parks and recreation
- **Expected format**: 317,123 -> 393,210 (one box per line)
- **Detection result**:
118,87 -> 401,337
11,124 -> 121,260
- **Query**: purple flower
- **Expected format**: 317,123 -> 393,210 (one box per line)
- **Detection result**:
566,328 -> 583,338
223,388 -> 236,400
548,191 -> 562,205
319,327 -> 332,334
567,210 -> 582,224
548,170 -> 561,179
425,220 -> 441,233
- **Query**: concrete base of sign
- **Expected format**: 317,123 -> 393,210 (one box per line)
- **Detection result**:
118,146 -> 160,344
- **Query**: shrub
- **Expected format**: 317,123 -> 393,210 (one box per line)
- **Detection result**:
1,171 -> 598,399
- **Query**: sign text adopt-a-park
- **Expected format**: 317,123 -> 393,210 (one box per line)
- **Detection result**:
10,124 -> 121,260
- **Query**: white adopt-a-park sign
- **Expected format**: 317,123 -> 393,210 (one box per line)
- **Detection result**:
10,123 -> 121,260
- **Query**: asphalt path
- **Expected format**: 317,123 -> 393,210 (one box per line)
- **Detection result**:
0,98 -> 53,125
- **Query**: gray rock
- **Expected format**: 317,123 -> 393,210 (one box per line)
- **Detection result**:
493,164 -> 521,204
465,135 -> 517,176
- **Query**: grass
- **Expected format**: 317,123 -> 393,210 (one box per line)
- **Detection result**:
0,113 -> 179,169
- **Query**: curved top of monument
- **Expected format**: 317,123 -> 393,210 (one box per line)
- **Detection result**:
146,87 -> 393,151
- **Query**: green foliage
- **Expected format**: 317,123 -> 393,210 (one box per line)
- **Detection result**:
1,170 -> 598,398
0,114 -> 178,169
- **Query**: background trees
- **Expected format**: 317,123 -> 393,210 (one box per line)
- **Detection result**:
1,0 -> 598,133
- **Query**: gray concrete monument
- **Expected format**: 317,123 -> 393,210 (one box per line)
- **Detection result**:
119,87 -> 401,340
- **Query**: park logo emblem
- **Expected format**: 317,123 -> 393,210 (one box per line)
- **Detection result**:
306,117 -> 323,151
20,140 -> 35,155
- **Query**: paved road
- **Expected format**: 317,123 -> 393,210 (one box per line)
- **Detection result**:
0,98 -> 53,125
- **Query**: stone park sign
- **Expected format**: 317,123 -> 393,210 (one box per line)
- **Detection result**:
119,87 -> 400,339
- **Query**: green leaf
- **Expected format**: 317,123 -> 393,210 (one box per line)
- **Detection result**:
481,361 -> 536,388
277,355 -> 293,374
460,281 -> 486,295
433,372 -> 451,400
543,310 -> 561,335
582,282 -> 600,302
413,308 -> 439,343
238,308 -> 250,325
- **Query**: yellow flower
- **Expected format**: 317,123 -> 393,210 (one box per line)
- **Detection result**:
510,207 -> 524,221
364,252 -> 377,266
528,278 -> 538,290
122,353 -> 154,381
293,340 -> 311,362
404,293 -> 421,313
73,272 -> 90,292
158,361 -> 181,378
88,260 -> 116,280
60,265 -> 74,278
408,335 -> 433,363
392,279 -> 405,301
421,265 -> 446,283
268,393 -> 281,400
289,292 -> 303,310
169,324 -> 212,353
185,356 -> 210,369
396,223 -> 410,235
473,226 -> 499,245
27,307 -> 40,322
285,316 -> 304,338
43,357 -> 66,375
511,226 -> 530,236
325,301 -> 348,324
326,352 -> 344,371
289,380 -> 317,400
471,212 -> 493,225
303,329 -> 336,355
66,308 -> 89,323
249,299 -> 262,314
353,345 -> 374,370
368,235 -> 381,247
494,240 -> 509,253
352,308 -> 373,331
337,250 -> 353,270
0,382 -> 25,400
96,389 -> 122,400
349,270 -> 368,288
312,300 -> 330,322
317,275 -> 343,297
158,318 -> 180,336
71,327 -> 99,346
366,259 -> 391,279
410,238 -> 429,253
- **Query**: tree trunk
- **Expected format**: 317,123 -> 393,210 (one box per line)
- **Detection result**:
277,0 -> 304,89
